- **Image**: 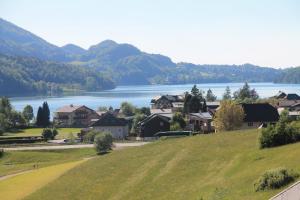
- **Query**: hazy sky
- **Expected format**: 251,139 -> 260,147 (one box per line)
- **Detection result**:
1,0 -> 300,68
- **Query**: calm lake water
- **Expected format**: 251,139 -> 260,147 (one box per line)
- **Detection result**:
10,83 -> 300,118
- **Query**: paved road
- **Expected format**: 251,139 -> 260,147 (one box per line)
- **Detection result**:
2,142 -> 149,151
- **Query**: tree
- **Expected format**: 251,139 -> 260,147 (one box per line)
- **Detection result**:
172,112 -> 186,129
214,101 -> 244,131
120,102 -> 135,116
42,102 -> 50,127
223,86 -> 232,100
191,85 -> 200,96
22,105 -> 34,125
36,106 -> 43,127
10,111 -> 26,127
206,89 -> 217,101
191,85 -> 204,100
130,114 -> 146,135
233,82 -> 259,102
139,107 -> 151,116
202,99 -> 207,112
94,132 -> 113,154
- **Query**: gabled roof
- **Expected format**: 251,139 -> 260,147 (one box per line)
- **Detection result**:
242,103 -> 279,122
139,114 -> 170,126
285,94 -> 300,100
91,112 -> 127,126
150,108 -> 172,114
189,112 -> 212,120
151,95 -> 184,103
274,91 -> 287,99
56,105 -> 83,113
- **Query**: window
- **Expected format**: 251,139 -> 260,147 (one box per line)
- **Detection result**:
248,122 -> 253,126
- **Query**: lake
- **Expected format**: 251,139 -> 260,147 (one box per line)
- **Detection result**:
10,82 -> 300,118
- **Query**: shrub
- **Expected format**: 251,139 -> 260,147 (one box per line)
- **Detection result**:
94,132 -> 113,154
52,129 -> 59,139
42,128 -> 53,141
254,168 -> 298,191
42,128 -> 58,141
83,130 -> 98,143
259,111 -> 300,148
170,122 -> 181,131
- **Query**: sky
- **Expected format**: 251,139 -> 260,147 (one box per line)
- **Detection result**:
0,0 -> 300,68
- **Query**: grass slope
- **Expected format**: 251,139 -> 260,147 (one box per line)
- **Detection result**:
0,148 -> 96,177
0,160 -> 87,200
25,129 -> 300,200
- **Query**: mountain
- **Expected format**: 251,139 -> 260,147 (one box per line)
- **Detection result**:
0,18 -> 71,62
0,18 -> 295,89
0,54 -> 115,96
61,44 -> 86,57
275,66 -> 300,84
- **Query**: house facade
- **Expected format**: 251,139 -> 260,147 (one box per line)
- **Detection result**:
138,114 -> 170,137
241,103 -> 279,129
187,112 -> 214,133
90,112 -> 128,139
54,105 -> 100,128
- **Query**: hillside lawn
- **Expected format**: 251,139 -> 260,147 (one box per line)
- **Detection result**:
1,128 -> 81,139
0,160 -> 87,200
0,148 -> 96,177
20,129 -> 300,200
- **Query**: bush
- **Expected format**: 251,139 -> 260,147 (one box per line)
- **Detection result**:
254,168 -> 298,191
42,128 -> 58,141
83,130 -> 98,143
259,111 -> 300,148
170,122 -> 181,131
94,132 -> 113,154
42,128 -> 53,141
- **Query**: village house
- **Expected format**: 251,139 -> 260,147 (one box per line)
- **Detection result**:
275,91 -> 300,108
241,103 -> 279,129
53,105 -> 100,127
151,95 -> 184,109
138,114 -> 171,138
89,112 -> 128,139
187,112 -> 214,133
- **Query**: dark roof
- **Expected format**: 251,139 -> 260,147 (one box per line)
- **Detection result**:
91,112 -> 127,126
242,103 -> 279,122
285,94 -> 300,100
151,95 -> 184,103
139,114 -> 170,125
274,91 -> 287,99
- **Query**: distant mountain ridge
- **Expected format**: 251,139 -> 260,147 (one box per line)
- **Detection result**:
0,18 -> 299,90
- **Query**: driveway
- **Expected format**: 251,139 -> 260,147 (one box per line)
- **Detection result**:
2,142 -> 149,151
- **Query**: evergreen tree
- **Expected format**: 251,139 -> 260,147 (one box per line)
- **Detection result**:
36,106 -> 43,127
223,86 -> 232,100
42,102 -> 50,127
202,99 -> 207,112
206,89 -> 217,101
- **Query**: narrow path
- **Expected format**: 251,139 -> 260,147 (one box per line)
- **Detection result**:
3,142 -> 149,151
0,170 -> 34,181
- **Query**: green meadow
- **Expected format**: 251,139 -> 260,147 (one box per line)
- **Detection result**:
19,129 -> 299,200
1,128 -> 81,139
0,148 -> 96,177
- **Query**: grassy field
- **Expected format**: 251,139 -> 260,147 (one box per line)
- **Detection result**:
0,148 -> 96,177
1,128 -> 81,139
0,160 -> 87,200
21,129 -> 300,200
